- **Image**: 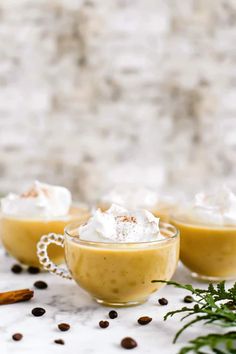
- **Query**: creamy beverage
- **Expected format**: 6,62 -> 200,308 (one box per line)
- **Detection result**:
1,181 -> 88,267
37,204 -> 179,307
171,186 -> 236,280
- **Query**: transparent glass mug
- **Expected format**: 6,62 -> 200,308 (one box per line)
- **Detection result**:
37,221 -> 179,307
1,205 -> 89,267
171,214 -> 236,281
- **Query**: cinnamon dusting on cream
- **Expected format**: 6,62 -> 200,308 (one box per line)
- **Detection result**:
116,215 -> 137,223
21,188 -> 39,198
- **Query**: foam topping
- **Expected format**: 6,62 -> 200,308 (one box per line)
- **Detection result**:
78,204 -> 164,243
1,180 -> 72,218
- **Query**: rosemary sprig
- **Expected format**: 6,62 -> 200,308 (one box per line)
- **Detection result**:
152,280 -> 236,343
179,332 -> 236,354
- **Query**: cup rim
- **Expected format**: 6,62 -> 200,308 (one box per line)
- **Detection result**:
64,221 -> 179,248
170,213 -> 236,230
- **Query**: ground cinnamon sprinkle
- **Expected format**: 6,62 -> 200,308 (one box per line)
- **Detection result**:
21,186 -> 50,198
117,215 -> 137,223
21,188 -> 38,198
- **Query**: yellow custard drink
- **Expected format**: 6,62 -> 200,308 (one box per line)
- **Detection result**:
98,184 -> 176,222
1,181 -> 89,267
37,204 -> 179,307
171,186 -> 236,280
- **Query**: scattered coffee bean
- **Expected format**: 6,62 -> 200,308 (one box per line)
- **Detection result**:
58,323 -> 70,332
158,298 -> 168,306
54,339 -> 65,345
31,307 -> 46,317
137,316 -> 152,325
184,295 -> 194,303
34,281 -> 48,289
11,264 -> 23,274
109,310 -> 118,319
12,333 -> 23,341
27,266 -> 40,274
99,320 -> 109,328
121,337 -> 137,349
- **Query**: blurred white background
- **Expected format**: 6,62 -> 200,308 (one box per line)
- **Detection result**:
0,0 -> 236,201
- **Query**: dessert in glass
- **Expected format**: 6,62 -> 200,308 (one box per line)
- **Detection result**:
171,186 -> 236,281
37,204 -> 179,307
98,184 -> 176,222
1,181 -> 89,267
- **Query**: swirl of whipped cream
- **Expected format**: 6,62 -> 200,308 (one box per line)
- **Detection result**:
1,181 -> 72,218
187,186 -> 236,226
78,204 -> 164,243
100,184 -> 172,210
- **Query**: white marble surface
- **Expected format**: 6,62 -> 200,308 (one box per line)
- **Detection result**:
0,248 -> 226,354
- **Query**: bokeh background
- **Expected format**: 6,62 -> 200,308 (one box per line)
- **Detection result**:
0,0 -> 236,202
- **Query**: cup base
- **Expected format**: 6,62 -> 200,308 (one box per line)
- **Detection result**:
191,272 -> 236,282
94,297 -> 147,308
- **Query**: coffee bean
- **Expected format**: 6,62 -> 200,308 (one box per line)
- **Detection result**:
12,333 -> 23,341
99,320 -> 109,328
54,339 -> 64,345
184,295 -> 194,303
109,310 -> 118,319
58,323 -> 70,332
121,337 -> 137,349
11,264 -> 23,274
27,266 -> 40,274
137,316 -> 152,325
31,307 -> 46,317
34,281 -> 48,289
158,298 -> 168,306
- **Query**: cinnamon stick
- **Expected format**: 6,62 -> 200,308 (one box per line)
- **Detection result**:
0,288 -> 34,305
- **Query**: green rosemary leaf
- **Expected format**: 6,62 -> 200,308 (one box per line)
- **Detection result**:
163,307 -> 195,321
153,280 -> 236,353
152,280 -> 200,296
173,316 -> 209,343
179,332 -> 236,354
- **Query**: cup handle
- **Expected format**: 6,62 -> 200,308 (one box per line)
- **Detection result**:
37,233 -> 72,280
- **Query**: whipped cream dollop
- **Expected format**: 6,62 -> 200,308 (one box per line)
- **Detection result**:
187,186 -> 236,226
100,184 -> 171,210
1,181 -> 72,218
78,204 -> 164,243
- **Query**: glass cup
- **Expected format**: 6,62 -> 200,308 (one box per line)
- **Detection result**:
171,214 -> 236,281
1,205 -> 89,267
37,221 -> 179,307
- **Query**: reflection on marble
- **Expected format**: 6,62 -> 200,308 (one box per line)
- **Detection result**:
0,248 -> 231,354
